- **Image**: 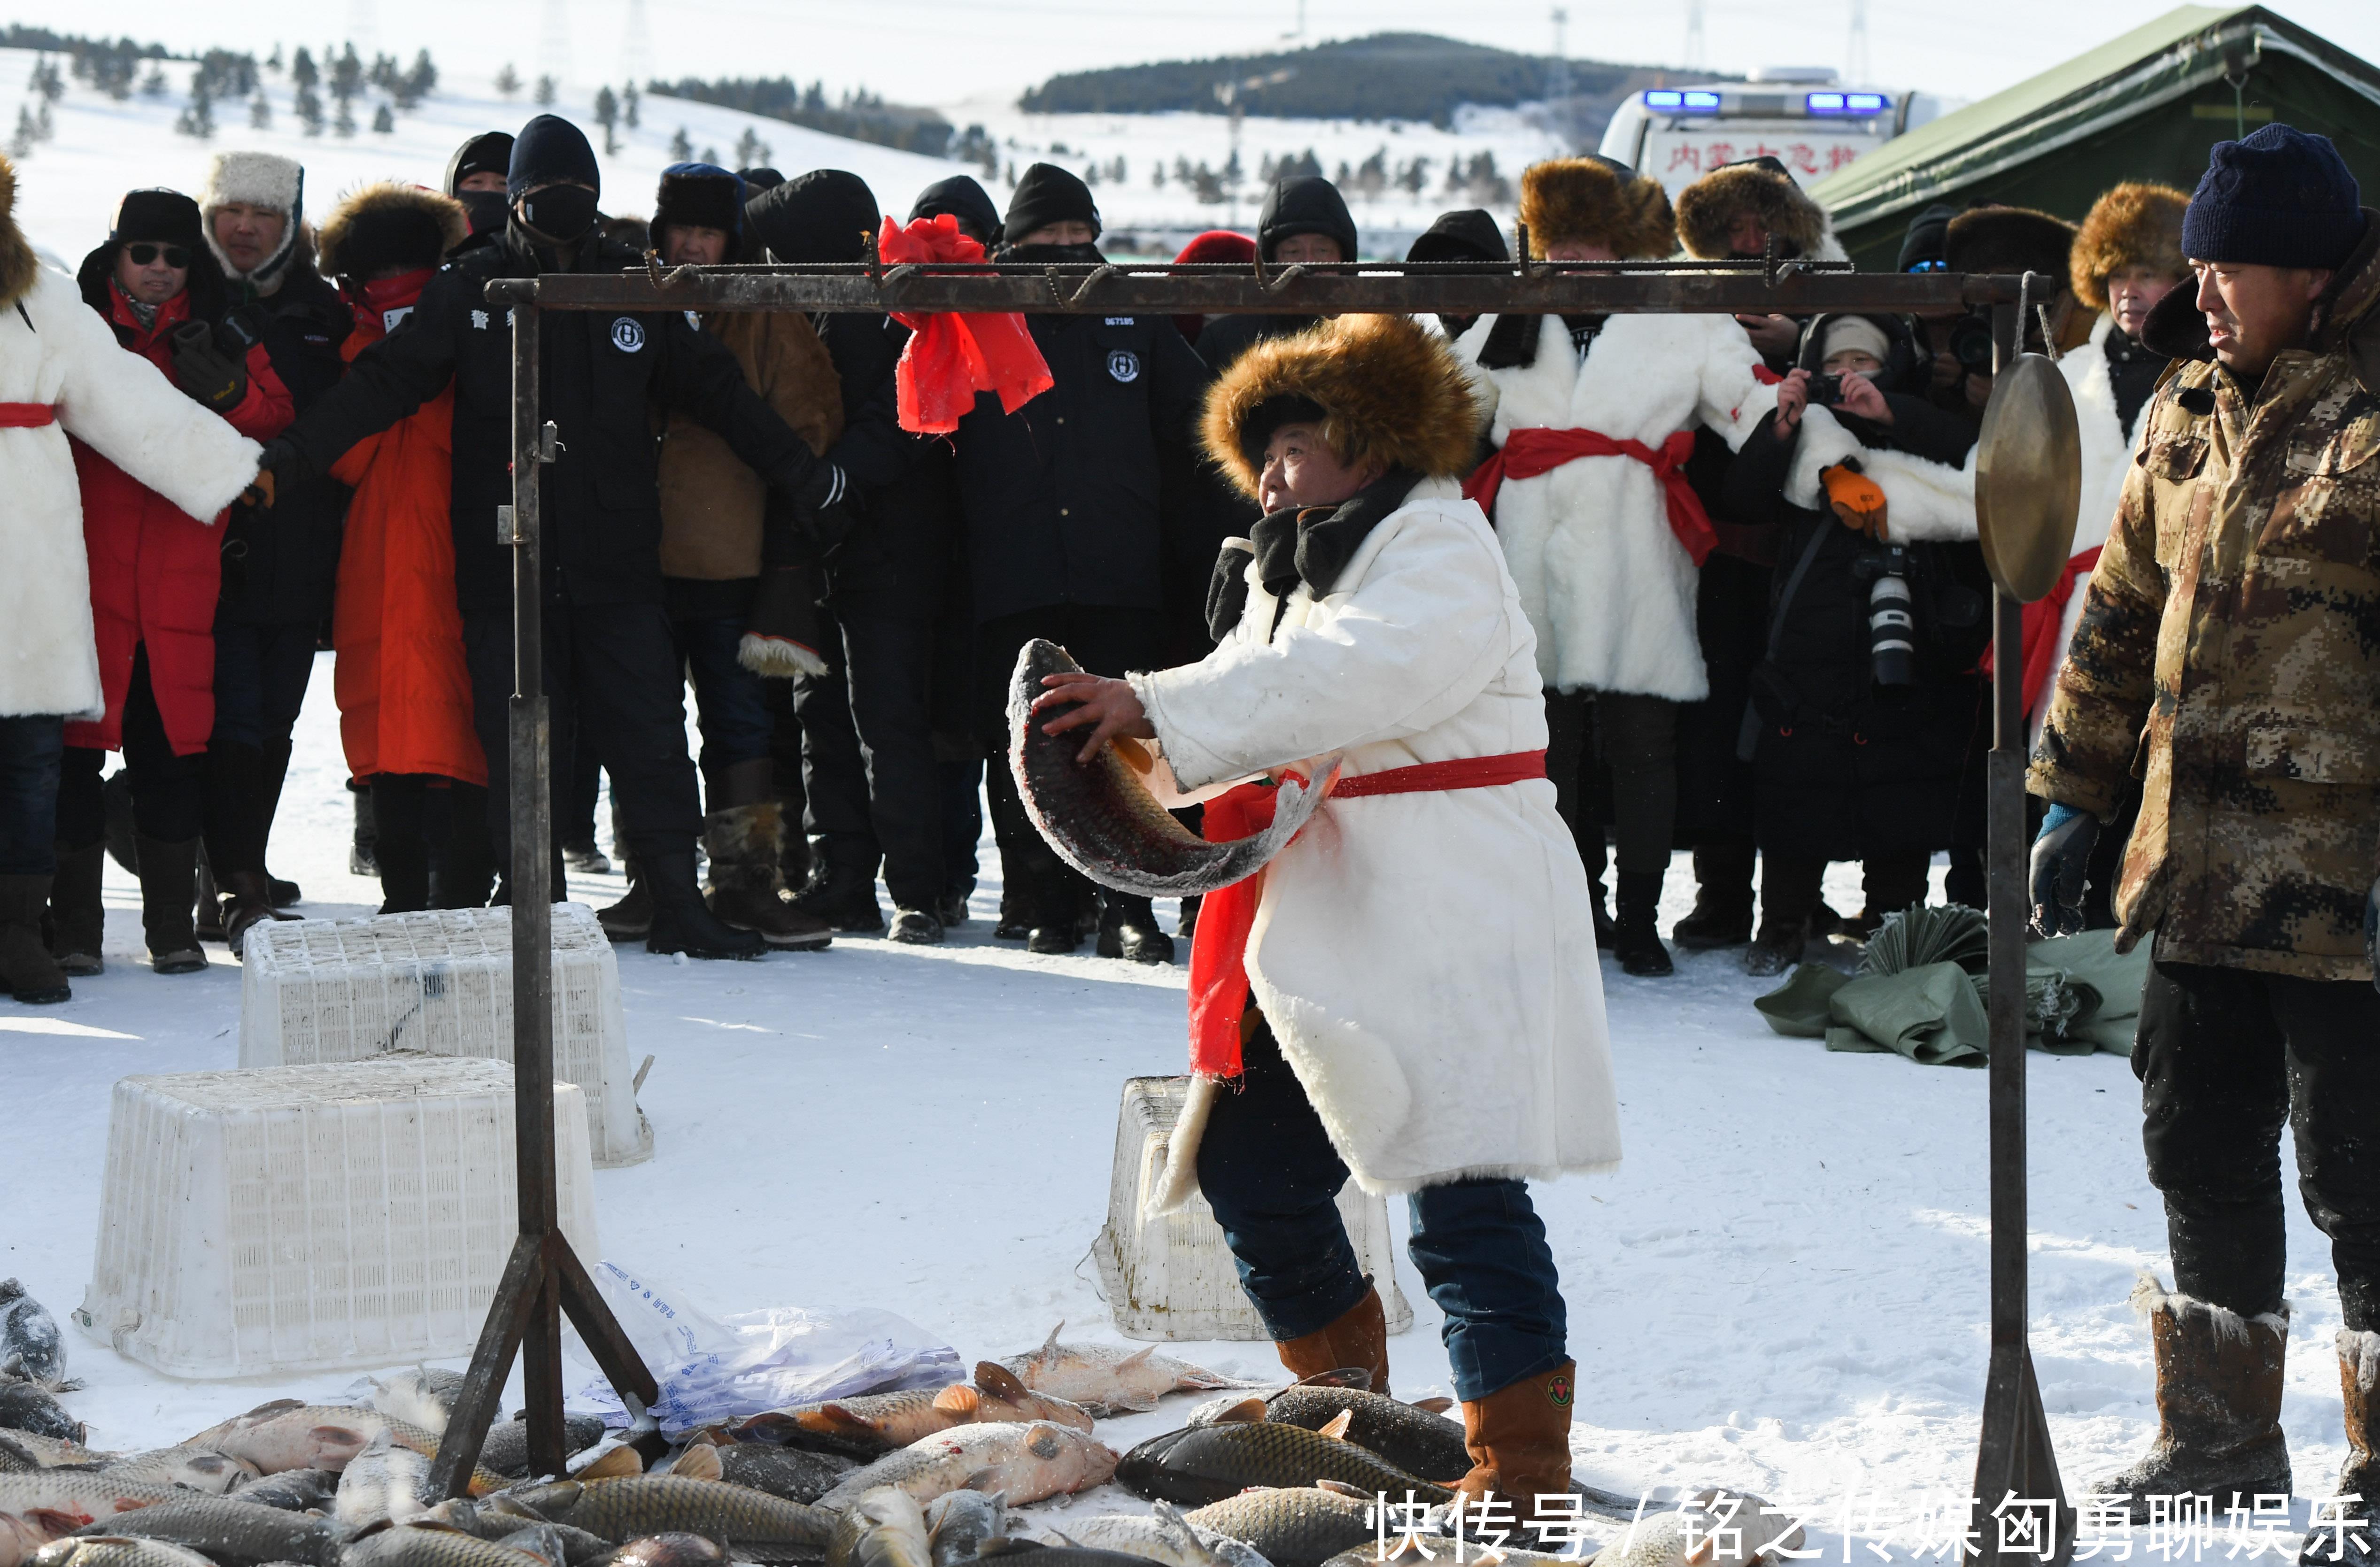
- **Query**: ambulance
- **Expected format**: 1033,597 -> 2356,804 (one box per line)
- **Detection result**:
1598,67 -> 1956,195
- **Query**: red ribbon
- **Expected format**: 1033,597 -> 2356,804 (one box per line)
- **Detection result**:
1462,426 -> 1718,566
1982,546 -> 2102,716
877,215 -> 1054,434
0,402 -> 58,428
1186,749 -> 1549,1080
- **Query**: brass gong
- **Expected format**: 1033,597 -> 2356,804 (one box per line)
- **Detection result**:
1974,353 -> 2083,603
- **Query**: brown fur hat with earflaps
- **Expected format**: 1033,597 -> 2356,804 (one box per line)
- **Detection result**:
1945,204 -> 2078,284
1200,313 -> 1480,501
2069,182 -> 2190,311
0,154 -> 39,311
317,182 -> 470,280
1676,160 -> 1830,260
1517,156 -> 1675,261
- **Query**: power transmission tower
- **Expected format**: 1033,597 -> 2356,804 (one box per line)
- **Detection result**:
347,0 -> 379,59
540,0 -> 572,94
1847,0 -> 1872,84
1547,8 -> 1572,103
618,0 -> 650,91
1684,0 -> 1707,72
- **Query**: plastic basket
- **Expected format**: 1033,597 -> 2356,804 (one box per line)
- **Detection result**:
239,905 -> 652,1167
1090,1075 -> 1414,1342
76,1057 -> 600,1379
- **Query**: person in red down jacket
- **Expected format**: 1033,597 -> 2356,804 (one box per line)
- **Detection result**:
52,189 -> 292,975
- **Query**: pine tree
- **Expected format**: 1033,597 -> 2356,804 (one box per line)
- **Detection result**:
593,86 -> 618,154
699,145 -> 718,167
334,93 -> 356,137
295,82 -> 324,135
267,44 -> 284,72
495,62 -> 520,99
249,89 -> 272,129
9,106 -> 36,160
35,101 -> 52,140
176,74 -> 216,138
399,49 -> 436,107
669,125 -> 691,161
371,103 -> 392,132
622,82 -> 639,129
139,64 -> 168,98
733,125 -> 768,170
292,47 -> 318,89
534,74 -> 556,108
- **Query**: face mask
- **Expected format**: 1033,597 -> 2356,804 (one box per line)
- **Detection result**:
1001,241 -> 1104,265
457,189 -> 510,236
517,185 -> 599,243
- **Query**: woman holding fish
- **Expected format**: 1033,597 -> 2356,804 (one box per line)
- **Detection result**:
1024,312 -> 1618,1526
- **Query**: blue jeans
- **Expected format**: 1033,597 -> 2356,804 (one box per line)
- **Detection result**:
0,714 -> 64,875
1197,1019 -> 1569,1401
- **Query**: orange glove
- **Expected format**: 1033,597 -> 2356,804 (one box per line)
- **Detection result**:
1822,462 -> 1889,540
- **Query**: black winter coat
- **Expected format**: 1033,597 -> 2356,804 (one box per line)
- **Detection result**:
280,223 -> 822,613
951,310 -> 1211,628
1724,394 -> 1990,859
809,311 -> 961,614
219,265 -> 353,625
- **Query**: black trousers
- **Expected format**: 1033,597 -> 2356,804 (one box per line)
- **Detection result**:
796,605 -> 947,911
2133,960 -> 2380,1331
0,714 -> 63,876
464,600 -> 703,873
59,645 -> 206,849
1545,690 -> 1677,883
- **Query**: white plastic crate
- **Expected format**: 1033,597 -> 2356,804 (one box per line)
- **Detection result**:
1091,1075 -> 1414,1342
239,905 -> 652,1167
76,1057 -> 601,1379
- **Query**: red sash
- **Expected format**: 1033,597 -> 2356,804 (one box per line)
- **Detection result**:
1981,546 -> 2102,717
0,403 -> 58,427
1462,426 -> 1716,566
1186,749 -> 1548,1079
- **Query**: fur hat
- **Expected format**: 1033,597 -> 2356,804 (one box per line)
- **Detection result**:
653,162 -> 745,243
197,150 -> 305,285
1200,313 -> 1479,500
1675,159 -> 1830,260
0,154 -> 34,311
1945,205 -> 2077,285
1517,156 -> 1674,261
2069,182 -> 2190,310
317,182 -> 469,279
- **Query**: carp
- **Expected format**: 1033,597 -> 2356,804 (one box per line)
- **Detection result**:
229,1469 -> 341,1513
745,1366 -> 1092,1460
1037,1502 -> 1269,1567
186,1404 -> 503,1494
920,1493 -> 1005,1567
992,1328 -> 1262,1418
815,1424 -> 1115,1513
0,1382 -> 80,1447
1117,1415 -> 1450,1508
826,1490 -> 930,1567
1193,1379 -> 1468,1484
336,1433 -> 433,1528
1005,640 -> 1332,899
712,1444 -> 854,1505
0,1476 -> 178,1567
596,1536 -> 729,1567
27,1540 -> 214,1567
1181,1490 -> 1380,1567
97,1450 -> 258,1497
68,1497 -> 344,1567
504,1477 -> 831,1562
342,1524 -> 549,1567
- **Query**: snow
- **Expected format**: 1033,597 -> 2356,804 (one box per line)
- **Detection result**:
3,654 -> 2365,1553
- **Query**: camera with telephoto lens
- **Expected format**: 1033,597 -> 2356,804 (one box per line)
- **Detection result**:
1947,309 -> 1998,371
1852,544 -> 1918,687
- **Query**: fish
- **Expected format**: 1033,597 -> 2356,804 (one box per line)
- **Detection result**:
595,1536 -> 729,1567
0,1382 -> 81,1446
1322,1542 -> 1593,1567
496,1522 -> 587,1567
993,1328 -> 1264,1418
712,1444 -> 855,1505
1240,1382 -> 1470,1485
920,1492 -> 1005,1567
1035,1502 -> 1269,1567
0,1439 -> 105,1475
186,1405 -> 505,1495
0,1288 -> 64,1389
1005,640 -> 1335,899
504,1477 -> 831,1563
479,1416 -> 611,1480
1182,1489 -> 1382,1567
0,1475 -> 180,1567
764,1365 -> 1095,1460
99,1449 -> 260,1496
1117,1416 -> 1450,1509
337,1434 -> 433,1528
815,1424 -> 1116,1513
369,1373 -> 467,1437
68,1497 -> 345,1567
26,1538 -> 217,1567
229,1469 -> 342,1513
827,1490 -> 931,1567
1585,1491 -> 1802,1567
342,1523 -> 549,1567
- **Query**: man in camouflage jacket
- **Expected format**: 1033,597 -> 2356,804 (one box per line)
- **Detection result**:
2027,125 -> 2380,1558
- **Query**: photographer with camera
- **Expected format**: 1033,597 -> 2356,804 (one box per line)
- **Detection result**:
1719,315 -> 1988,973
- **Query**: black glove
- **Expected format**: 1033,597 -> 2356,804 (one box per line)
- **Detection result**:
170,320 -> 248,413
2028,803 -> 2100,939
765,460 -> 859,566
243,436 -> 312,509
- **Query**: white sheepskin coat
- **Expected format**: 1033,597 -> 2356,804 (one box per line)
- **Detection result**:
1131,477 -> 1621,1195
0,264 -> 263,720
1454,311 -> 1780,702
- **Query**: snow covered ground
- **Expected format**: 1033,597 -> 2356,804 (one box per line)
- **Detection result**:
2,656 -> 2363,1556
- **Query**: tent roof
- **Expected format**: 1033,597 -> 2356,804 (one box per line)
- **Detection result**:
1810,5 -> 2380,236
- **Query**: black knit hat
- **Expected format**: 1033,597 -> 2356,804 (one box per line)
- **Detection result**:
1407,208 -> 1507,265
1896,202 -> 1958,272
746,169 -> 880,264
112,188 -> 207,249
911,175 -> 1001,248
1258,175 -> 1356,262
447,131 -> 514,196
507,114 -> 600,201
2182,123 -> 2366,271
738,166 -> 785,193
654,162 -> 745,241
1002,162 -> 1099,247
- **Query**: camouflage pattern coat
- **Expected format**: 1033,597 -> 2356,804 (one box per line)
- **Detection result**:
2030,214 -> 2380,980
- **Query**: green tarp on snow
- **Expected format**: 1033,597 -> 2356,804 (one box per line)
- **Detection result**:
1812,6 -> 2380,270
1754,928 -> 2152,1065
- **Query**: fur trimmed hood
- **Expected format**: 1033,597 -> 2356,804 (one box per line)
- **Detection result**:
198,150 -> 305,287
1518,157 -> 1674,261
1947,205 -> 2077,286
1676,161 -> 1832,260
317,182 -> 471,278
0,154 -> 38,312
2070,182 -> 2190,310
1200,313 -> 1480,500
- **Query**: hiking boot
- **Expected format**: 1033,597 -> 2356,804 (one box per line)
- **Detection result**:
597,859 -> 653,940
2092,1277 -> 2291,1523
1097,892 -> 1174,964
791,860 -> 885,934
889,908 -> 945,945
704,802 -> 830,950
1673,843 -> 1755,949
1,874 -> 71,1004
48,842 -> 105,977
135,834 -> 207,974
642,850 -> 765,960
1588,881 -> 1615,951
1743,915 -> 1808,977
1454,1362 -> 1577,1527
1611,870 -> 1673,977
1025,870 -> 1083,955
1274,1284 -> 1389,1395
563,839 -> 612,875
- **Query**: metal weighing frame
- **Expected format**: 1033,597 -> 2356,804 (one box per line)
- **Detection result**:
453,253 -> 2071,1563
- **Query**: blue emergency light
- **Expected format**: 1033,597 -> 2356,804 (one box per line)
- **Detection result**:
1644,89 -> 1684,108
1683,90 -> 1722,109
1808,91 -> 1889,114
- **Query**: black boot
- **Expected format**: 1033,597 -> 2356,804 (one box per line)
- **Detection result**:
597,857 -> 653,940
1026,868 -> 1083,956
194,851 -> 224,941
1,874 -> 70,1004
1097,890 -> 1174,964
371,777 -> 432,914
791,857 -> 885,933
641,849 -> 765,960
1672,842 -> 1755,949
1611,869 -> 1673,977
1588,881 -> 1616,950
49,841 -> 106,976
350,782 -> 379,876
261,737 -> 300,907
135,834 -> 206,974
220,868 -> 298,958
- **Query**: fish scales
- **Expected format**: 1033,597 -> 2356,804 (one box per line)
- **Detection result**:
815,1423 -> 1113,1513
992,1331 -> 1261,1418
0,1286 -> 65,1387
342,1526 -> 549,1567
28,1540 -> 215,1567
600,1535 -> 732,1567
1005,640 -> 1328,899
0,1381 -> 81,1445
716,1446 -> 857,1506
826,1490 -> 929,1567
1182,1490 -> 1380,1567
507,1478 -> 831,1562
230,1470 -> 340,1513
70,1497 -> 345,1567
920,1493 -> 1004,1567
1118,1424 -> 1449,1508
1039,1505 -> 1267,1567
1262,1390 -> 1471,1484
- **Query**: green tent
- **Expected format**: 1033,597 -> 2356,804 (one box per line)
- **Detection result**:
1813,5 -> 2380,270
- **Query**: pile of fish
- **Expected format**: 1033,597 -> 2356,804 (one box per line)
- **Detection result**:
0,1294 -> 1791,1567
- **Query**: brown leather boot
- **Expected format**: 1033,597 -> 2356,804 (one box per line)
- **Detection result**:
1274,1284 -> 1390,1394
1454,1361 -> 1576,1523
219,867 -> 297,959
2091,1277 -> 2291,1523
2305,1331 -> 2380,1565
705,800 -> 830,950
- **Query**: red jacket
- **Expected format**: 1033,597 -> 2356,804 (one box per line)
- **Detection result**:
330,268 -> 485,786
66,285 -> 292,756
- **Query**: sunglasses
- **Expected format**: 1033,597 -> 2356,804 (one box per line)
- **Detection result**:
125,243 -> 190,268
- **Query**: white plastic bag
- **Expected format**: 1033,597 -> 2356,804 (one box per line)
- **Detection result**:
564,1260 -> 962,1432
